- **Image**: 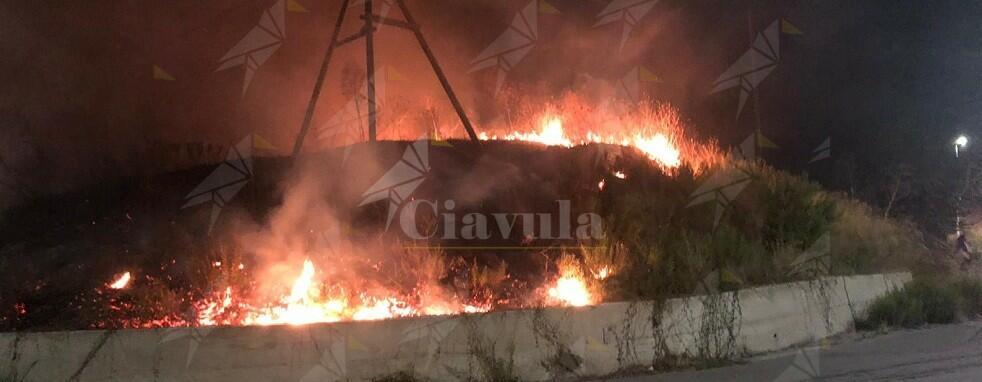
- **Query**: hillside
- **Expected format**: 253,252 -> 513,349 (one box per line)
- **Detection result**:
0,140 -> 930,331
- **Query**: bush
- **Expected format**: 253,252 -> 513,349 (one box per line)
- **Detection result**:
857,278 -> 982,329
830,197 -> 927,275
599,157 -> 927,302
743,162 -> 836,252
953,279 -> 982,318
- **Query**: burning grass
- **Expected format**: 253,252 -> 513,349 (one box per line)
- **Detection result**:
476,100 -> 721,174
93,246 -> 603,328
0,100 -> 926,332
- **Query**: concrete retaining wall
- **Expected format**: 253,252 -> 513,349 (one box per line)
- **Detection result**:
0,272 -> 910,382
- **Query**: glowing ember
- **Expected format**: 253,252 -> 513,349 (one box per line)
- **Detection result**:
108,272 -> 131,289
198,287 -> 233,326
187,258 -> 492,327
598,179 -> 606,190
614,171 -> 626,179
352,297 -> 414,321
592,266 -> 612,280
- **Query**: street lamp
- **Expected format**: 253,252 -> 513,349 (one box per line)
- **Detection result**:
954,134 -> 969,234
955,135 -> 968,157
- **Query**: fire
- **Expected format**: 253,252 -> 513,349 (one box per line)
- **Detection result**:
352,298 -> 414,321
242,259 -> 348,326
592,266 -> 612,280
107,251 -> 609,328
478,101 -> 721,173
198,287 -> 233,326
288,259 -> 316,303
108,272 -> 131,289
547,275 -> 592,307
631,134 -> 681,167
614,171 -> 626,179
545,257 -> 595,307
483,116 -> 689,170
502,117 -> 573,147
189,258 -> 492,327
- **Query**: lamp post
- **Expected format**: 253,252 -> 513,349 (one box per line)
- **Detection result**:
955,135 -> 968,158
954,135 -> 969,234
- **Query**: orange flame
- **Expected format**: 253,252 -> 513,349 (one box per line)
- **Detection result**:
108,272 -> 131,289
189,258 -> 493,327
546,275 -> 592,307
592,266 -> 612,280
545,259 -> 595,307
479,102 -> 721,173
501,116 -> 574,147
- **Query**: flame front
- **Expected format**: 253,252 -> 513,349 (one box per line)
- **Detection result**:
501,117 -> 574,147
191,258 -> 492,327
479,102 -> 721,173
492,116 -> 687,169
123,252 -> 611,328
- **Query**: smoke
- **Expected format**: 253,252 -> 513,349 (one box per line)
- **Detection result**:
0,0 -> 773,212
223,143 -> 476,315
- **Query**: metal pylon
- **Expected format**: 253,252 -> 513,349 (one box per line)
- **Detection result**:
291,0 -> 481,157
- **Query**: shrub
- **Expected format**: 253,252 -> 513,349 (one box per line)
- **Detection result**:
743,163 -> 836,253
830,197 -> 927,275
860,278 -> 960,329
953,278 -> 982,318
599,157 -> 927,302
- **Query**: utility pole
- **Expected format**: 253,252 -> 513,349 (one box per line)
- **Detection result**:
363,0 -> 378,142
290,0 -> 481,158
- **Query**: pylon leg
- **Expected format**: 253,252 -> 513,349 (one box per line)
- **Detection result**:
394,0 -> 481,144
291,0 -> 353,157
364,0 -> 378,142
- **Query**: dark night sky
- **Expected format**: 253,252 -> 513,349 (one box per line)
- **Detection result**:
2,0 -> 982,233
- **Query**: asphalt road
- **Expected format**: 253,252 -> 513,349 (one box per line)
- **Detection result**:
601,321 -> 982,382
